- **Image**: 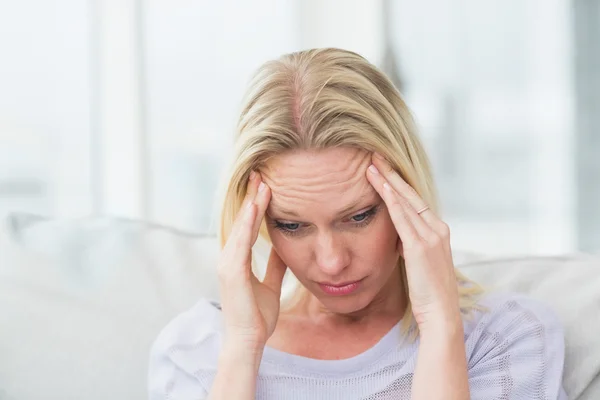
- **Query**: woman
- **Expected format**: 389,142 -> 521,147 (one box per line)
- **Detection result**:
149,48 -> 566,399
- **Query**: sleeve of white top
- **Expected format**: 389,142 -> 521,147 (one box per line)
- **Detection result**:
466,294 -> 567,400
148,300 -> 220,400
147,353 -> 208,400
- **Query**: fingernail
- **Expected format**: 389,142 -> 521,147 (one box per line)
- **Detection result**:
258,182 -> 266,192
246,201 -> 254,210
249,171 -> 256,180
368,164 -> 379,174
383,182 -> 392,192
374,152 -> 385,160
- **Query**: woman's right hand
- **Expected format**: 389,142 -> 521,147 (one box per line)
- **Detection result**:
217,171 -> 287,352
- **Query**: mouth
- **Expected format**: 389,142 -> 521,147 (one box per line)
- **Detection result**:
318,279 -> 363,296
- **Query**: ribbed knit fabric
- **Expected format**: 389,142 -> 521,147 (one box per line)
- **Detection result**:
148,292 -> 567,399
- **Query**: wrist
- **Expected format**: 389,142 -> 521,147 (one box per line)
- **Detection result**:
211,339 -> 264,400
220,338 -> 265,367
417,308 -> 464,341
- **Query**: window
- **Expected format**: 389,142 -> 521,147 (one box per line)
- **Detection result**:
144,1 -> 297,232
388,0 -> 582,255
3,0 -> 596,255
0,1 -> 93,218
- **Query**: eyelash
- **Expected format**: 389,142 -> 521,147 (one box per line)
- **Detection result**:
272,206 -> 380,237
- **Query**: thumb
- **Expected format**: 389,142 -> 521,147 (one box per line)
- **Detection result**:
262,248 -> 287,295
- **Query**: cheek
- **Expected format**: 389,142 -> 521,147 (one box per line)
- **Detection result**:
361,215 -> 400,265
266,216 -> 399,278
266,226 -> 310,276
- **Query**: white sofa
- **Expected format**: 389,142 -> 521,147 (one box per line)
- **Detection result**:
0,213 -> 598,399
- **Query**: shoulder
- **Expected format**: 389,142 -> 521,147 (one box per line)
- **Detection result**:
148,299 -> 222,399
465,291 -> 564,339
151,298 -> 223,355
463,292 -> 567,399
464,291 -> 565,357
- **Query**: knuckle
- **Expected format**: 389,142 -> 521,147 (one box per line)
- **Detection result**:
406,183 -> 421,198
382,162 -> 395,174
390,192 -> 404,205
410,240 -> 427,254
392,205 -> 406,220
438,222 -> 451,238
242,216 -> 253,232
387,196 -> 401,208
406,185 -> 418,198
428,234 -> 442,248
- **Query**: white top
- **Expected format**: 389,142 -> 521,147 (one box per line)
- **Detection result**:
148,292 -> 567,399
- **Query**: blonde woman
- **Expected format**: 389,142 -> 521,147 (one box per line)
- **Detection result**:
149,48 -> 566,399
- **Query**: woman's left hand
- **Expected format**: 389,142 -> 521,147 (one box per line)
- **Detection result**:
366,153 -> 461,332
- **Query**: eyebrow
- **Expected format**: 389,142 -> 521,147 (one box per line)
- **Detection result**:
269,192 -> 376,220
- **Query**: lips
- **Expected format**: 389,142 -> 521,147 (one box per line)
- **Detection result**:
318,279 -> 362,296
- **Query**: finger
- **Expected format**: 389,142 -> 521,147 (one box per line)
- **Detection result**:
249,175 -> 271,243
225,202 -> 257,253
382,185 -> 420,249
383,182 -> 436,242
243,170 -> 260,206
371,153 -> 438,226
240,170 -> 261,217
228,170 -> 260,241
223,174 -> 271,275
221,201 -> 257,276
262,248 -> 287,296
367,167 -> 420,247
222,170 -> 259,259
366,163 -> 429,234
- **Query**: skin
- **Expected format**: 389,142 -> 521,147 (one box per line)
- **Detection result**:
261,147 -> 406,359
210,147 -> 469,400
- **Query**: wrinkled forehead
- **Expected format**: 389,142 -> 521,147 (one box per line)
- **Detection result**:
260,148 -> 377,217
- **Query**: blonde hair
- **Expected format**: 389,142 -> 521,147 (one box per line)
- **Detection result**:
219,48 -> 483,332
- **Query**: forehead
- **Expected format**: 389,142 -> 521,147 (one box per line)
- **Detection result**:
261,147 -> 376,216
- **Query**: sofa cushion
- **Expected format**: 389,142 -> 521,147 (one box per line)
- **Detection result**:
0,214 -> 219,400
459,255 -> 600,400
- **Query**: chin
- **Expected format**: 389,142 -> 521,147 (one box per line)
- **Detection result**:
315,290 -> 375,315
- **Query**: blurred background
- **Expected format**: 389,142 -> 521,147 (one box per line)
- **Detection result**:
0,0 -> 598,256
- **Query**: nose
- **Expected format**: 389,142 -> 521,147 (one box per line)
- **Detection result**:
314,231 -> 350,276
